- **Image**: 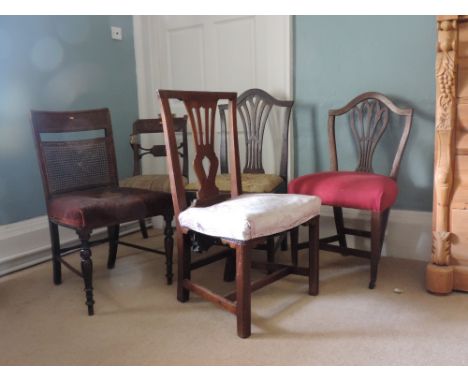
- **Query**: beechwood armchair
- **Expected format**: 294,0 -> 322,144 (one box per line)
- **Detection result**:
159,90 -> 321,338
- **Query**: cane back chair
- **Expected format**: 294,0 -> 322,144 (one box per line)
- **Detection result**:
31,108 -> 174,315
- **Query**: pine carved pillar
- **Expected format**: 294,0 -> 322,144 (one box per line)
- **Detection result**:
426,16 -> 459,294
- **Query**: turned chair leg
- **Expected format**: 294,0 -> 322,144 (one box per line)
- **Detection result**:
107,225 -> 120,269
177,232 -> 191,302
79,232 -> 94,315
333,207 -> 347,250
309,217 -> 320,296
48,221 -> 62,285
163,213 -> 174,285
236,244 -> 251,339
139,219 -> 149,239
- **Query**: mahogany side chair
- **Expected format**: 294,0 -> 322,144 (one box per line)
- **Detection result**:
120,116 -> 188,239
289,92 -> 413,289
31,108 -> 174,315
158,90 -> 321,338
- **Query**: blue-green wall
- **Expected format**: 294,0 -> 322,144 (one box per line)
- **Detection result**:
294,16 -> 436,211
0,16 -> 138,224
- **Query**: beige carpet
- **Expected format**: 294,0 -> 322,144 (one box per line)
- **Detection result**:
1,228 -> 467,365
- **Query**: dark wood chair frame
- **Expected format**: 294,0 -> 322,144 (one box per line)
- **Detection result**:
31,108 -> 174,315
158,90 -> 319,338
128,117 -> 188,239
219,88 -> 294,265
298,92 -> 413,289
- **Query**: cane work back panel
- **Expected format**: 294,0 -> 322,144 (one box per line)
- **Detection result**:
31,108 -> 118,199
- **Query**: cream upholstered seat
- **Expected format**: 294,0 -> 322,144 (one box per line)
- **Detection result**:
179,193 -> 321,241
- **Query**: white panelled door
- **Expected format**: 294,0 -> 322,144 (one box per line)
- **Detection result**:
133,15 -> 292,179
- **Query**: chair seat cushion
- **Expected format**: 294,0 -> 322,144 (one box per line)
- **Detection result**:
185,173 -> 284,193
48,187 -> 173,230
178,193 -> 321,242
120,174 -> 188,193
288,171 -> 398,212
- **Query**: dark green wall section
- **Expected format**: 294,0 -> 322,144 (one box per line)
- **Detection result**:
294,16 -> 436,211
0,16 -> 138,224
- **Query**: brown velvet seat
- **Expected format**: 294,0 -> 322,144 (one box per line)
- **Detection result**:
31,108 -> 174,316
48,187 -> 172,230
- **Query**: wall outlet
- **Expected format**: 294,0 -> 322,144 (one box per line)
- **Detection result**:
111,26 -> 122,41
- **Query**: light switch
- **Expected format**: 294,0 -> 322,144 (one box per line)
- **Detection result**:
111,26 -> 122,41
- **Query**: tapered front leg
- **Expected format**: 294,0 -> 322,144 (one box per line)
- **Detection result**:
369,211 -> 383,289
163,213 -> 174,285
79,232 -> 94,315
236,243 -> 251,339
309,217 -> 320,296
49,221 -> 61,285
177,232 -> 191,302
107,225 -> 120,269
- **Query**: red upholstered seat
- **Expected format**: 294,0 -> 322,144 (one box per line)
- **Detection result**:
288,171 -> 398,212
48,187 -> 172,230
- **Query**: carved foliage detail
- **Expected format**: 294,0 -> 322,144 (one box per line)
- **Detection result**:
436,20 -> 457,132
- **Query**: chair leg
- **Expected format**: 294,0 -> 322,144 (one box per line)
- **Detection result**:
79,232 -> 94,315
107,225 -> 120,269
333,207 -> 347,250
223,250 -> 236,282
163,213 -> 174,285
309,217 -> 320,296
266,237 -> 275,274
290,227 -> 299,266
369,211 -> 385,289
177,232 -> 191,302
139,219 -> 149,239
281,235 -> 288,251
236,244 -> 251,339
48,221 -> 62,285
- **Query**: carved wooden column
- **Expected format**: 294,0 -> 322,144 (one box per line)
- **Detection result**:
426,16 -> 459,294
426,16 -> 458,294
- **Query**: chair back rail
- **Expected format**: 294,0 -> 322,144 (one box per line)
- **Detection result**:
327,91 -> 413,179
158,90 -> 241,219
130,117 -> 188,178
219,88 -> 293,179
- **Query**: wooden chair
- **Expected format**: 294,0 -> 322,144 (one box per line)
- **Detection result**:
158,89 -> 321,338
185,88 -> 294,265
120,117 -> 188,239
289,92 -> 413,289
31,108 -> 174,315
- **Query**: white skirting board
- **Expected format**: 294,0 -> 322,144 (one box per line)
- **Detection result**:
0,207 -> 432,276
317,206 -> 432,262
0,216 -> 146,277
